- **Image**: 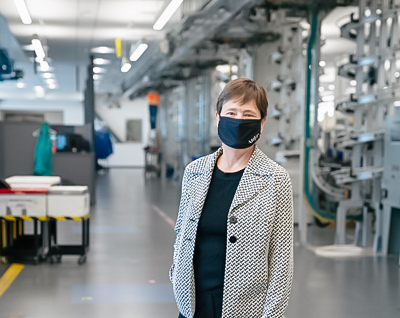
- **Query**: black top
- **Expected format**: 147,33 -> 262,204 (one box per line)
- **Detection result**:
192,165 -> 244,318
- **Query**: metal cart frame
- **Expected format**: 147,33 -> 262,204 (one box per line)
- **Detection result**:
0,216 -> 48,265
46,214 -> 90,265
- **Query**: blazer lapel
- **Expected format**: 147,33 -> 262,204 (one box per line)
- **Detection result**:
229,147 -> 273,215
189,148 -> 222,218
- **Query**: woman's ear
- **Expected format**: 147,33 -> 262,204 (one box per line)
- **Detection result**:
215,111 -> 220,126
260,117 -> 267,133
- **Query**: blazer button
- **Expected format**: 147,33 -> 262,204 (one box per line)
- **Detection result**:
229,216 -> 238,224
229,236 -> 237,243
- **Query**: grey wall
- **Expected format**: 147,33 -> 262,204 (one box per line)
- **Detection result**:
0,121 -> 41,178
0,122 -> 96,204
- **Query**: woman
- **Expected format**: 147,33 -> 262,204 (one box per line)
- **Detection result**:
169,78 -> 294,318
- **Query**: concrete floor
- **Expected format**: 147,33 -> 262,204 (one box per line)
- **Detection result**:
0,168 -> 399,318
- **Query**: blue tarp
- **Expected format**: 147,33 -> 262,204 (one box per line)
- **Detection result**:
95,130 -> 113,159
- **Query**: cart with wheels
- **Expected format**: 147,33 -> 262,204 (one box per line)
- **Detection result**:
46,186 -> 90,265
0,188 -> 49,264
144,147 -> 162,178
47,214 -> 90,265
0,215 -> 48,265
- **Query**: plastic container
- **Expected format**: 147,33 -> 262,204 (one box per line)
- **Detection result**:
47,186 -> 89,217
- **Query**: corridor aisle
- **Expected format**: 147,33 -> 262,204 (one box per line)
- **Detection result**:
0,169 -> 399,318
0,169 -> 181,318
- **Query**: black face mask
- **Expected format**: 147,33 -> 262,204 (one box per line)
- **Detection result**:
218,116 -> 262,149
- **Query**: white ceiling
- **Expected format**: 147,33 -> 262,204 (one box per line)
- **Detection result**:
0,2 -> 360,103
0,0 -> 177,101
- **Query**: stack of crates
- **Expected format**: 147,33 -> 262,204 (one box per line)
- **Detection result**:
0,176 -> 90,217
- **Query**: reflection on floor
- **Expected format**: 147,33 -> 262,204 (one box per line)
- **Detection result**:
0,169 -> 398,318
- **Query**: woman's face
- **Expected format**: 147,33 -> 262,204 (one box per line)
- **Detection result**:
216,99 -> 266,132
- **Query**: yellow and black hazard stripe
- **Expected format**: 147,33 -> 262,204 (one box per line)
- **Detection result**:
0,214 -> 89,222
49,214 -> 90,221
0,216 -> 49,222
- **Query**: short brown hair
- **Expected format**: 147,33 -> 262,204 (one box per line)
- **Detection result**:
216,78 -> 268,119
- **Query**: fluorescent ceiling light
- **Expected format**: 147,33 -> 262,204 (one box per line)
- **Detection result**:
17,82 -> 25,88
46,79 -> 55,84
216,65 -> 231,74
42,73 -> 53,79
394,101 -> 400,107
319,87 -> 325,93
34,86 -> 45,98
91,46 -> 115,54
130,43 -> 148,61
319,61 -> 326,67
14,0 -> 32,24
153,0 -> 183,30
22,44 -> 34,51
321,95 -> 335,102
396,72 -> 400,78
231,75 -> 238,80
328,84 -> 335,90
93,74 -> 102,80
40,60 -> 50,71
93,67 -> 106,73
350,80 -> 357,86
48,84 -> 56,89
32,36 -> 45,62
93,58 -> 110,65
121,58 -> 131,73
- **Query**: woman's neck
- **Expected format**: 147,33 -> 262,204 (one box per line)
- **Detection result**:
217,145 -> 255,173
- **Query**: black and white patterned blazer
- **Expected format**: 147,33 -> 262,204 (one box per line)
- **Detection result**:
169,146 -> 294,318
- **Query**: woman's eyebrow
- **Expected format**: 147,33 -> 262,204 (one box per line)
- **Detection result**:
224,107 -> 238,112
243,110 -> 257,114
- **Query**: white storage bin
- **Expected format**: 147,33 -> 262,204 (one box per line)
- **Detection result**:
0,193 -> 47,217
47,186 -> 90,217
5,176 -> 61,189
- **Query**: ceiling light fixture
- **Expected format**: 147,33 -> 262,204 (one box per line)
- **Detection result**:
319,61 -> 326,67
13,0 -> 32,24
93,67 -> 106,73
42,73 -> 53,79
34,86 -> 45,98
93,58 -> 110,65
130,43 -> 148,61
121,57 -> 131,73
17,82 -> 25,88
32,35 -> 45,62
321,95 -> 335,102
329,84 -> 335,90
93,74 -> 101,80
48,84 -> 56,89
40,60 -> 50,72
153,0 -> 184,30
91,46 -> 115,54
46,79 -> 55,84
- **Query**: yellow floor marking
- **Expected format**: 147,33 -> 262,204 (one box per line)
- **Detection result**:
0,264 -> 24,297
